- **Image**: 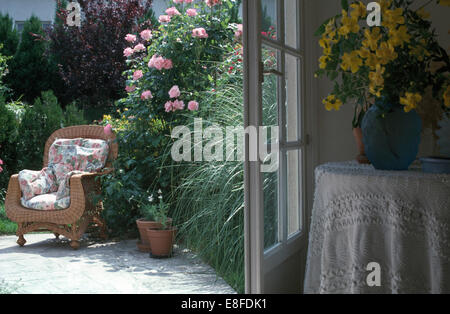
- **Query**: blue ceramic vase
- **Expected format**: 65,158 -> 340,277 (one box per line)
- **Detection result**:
361,100 -> 422,171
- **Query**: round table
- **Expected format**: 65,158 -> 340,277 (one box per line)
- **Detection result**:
304,161 -> 450,294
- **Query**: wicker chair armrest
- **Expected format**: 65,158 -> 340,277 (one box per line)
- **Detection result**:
5,175 -> 22,218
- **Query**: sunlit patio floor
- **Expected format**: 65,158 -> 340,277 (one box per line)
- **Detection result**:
0,233 -> 235,294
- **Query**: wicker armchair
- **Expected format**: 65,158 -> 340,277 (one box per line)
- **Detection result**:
5,125 -> 118,249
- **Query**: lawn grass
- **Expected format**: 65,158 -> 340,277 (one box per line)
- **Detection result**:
0,202 -> 17,235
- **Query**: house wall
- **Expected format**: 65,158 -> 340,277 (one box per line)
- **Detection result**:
312,0 -> 450,165
0,0 -> 56,24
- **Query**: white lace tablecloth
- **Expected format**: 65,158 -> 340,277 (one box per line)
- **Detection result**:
304,161 -> 450,294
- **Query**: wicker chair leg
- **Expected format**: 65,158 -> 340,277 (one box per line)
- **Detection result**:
54,233 -> 60,239
17,234 -> 26,247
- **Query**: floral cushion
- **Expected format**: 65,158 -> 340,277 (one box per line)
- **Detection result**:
19,138 -> 109,211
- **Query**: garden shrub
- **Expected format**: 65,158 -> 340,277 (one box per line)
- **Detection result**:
100,0 -> 240,237
0,13 -> 19,58
6,16 -> 57,103
48,0 -> 154,107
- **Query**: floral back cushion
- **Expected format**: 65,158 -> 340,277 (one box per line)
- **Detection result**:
19,138 -> 110,210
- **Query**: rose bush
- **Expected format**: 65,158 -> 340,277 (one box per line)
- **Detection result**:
99,0 -> 241,237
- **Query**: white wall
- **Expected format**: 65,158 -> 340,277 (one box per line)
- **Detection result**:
0,0 -> 55,24
312,0 -> 450,164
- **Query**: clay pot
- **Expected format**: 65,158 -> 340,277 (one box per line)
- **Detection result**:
136,218 -> 172,252
353,127 -> 370,164
147,227 -> 177,258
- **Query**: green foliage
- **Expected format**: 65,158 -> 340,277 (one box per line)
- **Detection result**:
63,102 -> 87,126
6,16 -> 56,102
0,203 -> 17,235
0,13 -> 19,58
142,191 -> 171,229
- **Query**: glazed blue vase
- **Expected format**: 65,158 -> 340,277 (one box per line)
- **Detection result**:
361,99 -> 422,171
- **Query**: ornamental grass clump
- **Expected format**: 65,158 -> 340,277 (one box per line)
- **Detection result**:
316,0 -> 450,127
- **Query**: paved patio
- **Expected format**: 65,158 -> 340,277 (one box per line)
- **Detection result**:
0,233 -> 235,294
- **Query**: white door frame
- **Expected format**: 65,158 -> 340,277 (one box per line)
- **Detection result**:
243,0 -> 319,294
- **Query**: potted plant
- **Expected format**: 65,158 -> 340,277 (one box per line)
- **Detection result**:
145,192 -> 177,258
136,190 -> 172,252
315,0 -> 450,170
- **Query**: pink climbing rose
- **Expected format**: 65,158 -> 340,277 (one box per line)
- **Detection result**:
141,90 -> 153,100
172,99 -> 185,111
125,34 -> 137,42
140,29 -> 152,41
104,124 -> 113,136
166,7 -> 181,16
186,8 -> 197,17
0,158 -> 3,173
188,101 -> 199,111
133,70 -> 143,81
163,58 -> 173,70
192,28 -> 208,38
123,47 -> 134,57
133,43 -> 146,52
169,85 -> 181,98
159,15 -> 171,23
164,101 -> 173,112
205,0 -> 221,7
125,85 -> 136,93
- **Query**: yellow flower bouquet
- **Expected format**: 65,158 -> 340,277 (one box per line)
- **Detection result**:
316,0 -> 450,128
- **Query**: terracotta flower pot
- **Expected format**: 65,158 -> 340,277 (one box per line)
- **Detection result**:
353,127 -> 370,164
136,218 -> 172,252
147,227 -> 177,258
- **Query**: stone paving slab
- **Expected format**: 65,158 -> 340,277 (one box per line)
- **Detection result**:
0,234 -> 236,294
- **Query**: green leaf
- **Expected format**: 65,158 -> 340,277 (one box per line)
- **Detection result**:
341,0 -> 349,11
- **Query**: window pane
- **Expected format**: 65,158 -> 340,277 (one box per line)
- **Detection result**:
261,0 -> 278,40
264,171 -> 279,250
285,53 -> 300,142
262,45 -> 279,127
284,0 -> 299,49
287,149 -> 301,237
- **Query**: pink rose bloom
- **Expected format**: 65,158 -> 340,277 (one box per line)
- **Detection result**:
125,85 -> 136,93
123,47 -> 134,57
104,124 -> 113,136
173,0 -> 184,3
133,70 -> 143,81
140,29 -> 152,41
192,28 -> 208,38
188,101 -> 199,111
184,0 -> 193,3
186,8 -> 197,17
205,0 -> 221,7
172,99 -> 185,111
235,24 -> 243,39
141,90 -> 153,100
148,55 -> 165,70
166,7 -> 181,16
0,159 -> 3,165
125,34 -> 137,42
133,43 -> 146,52
159,15 -> 171,23
163,58 -> 173,70
169,85 -> 181,98
165,101 -> 173,112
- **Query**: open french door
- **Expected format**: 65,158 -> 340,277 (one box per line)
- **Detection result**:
243,0 -> 314,294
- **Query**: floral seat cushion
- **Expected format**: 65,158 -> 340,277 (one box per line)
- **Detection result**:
19,138 -> 109,211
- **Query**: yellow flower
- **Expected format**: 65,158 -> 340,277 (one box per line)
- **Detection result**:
382,8 -> 405,29
388,25 -> 411,48
400,92 -> 422,112
376,41 -> 398,65
439,0 -> 450,6
319,55 -> 329,69
379,0 -> 393,13
341,51 -> 363,73
444,85 -> 450,108
362,27 -> 382,51
416,8 -> 430,19
409,39 -> 430,61
338,10 -> 360,37
350,1 -> 367,19
369,64 -> 385,87
323,94 -> 343,111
